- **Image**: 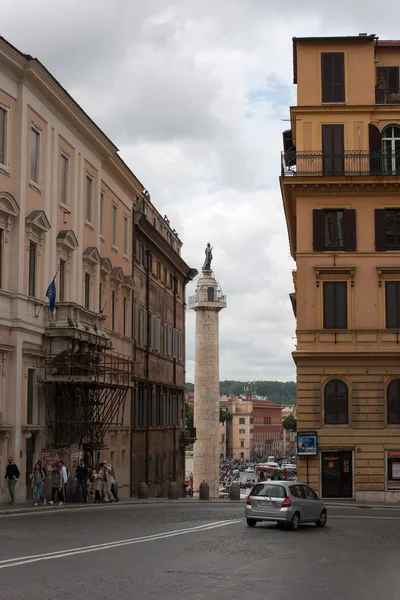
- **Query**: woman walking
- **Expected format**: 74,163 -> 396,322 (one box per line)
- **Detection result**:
30,463 -> 47,507
48,463 -> 64,506
92,465 -> 102,503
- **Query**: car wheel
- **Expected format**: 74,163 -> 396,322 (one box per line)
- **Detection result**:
289,512 -> 300,531
315,509 -> 327,528
246,518 -> 257,527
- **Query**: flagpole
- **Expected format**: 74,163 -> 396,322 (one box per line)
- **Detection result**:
35,265 -> 60,319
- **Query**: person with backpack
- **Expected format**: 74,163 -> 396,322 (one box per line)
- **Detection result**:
49,463 -> 64,506
74,459 -> 89,503
29,463 -> 47,507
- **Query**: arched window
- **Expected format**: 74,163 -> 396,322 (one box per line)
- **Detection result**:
382,125 -> 400,174
387,380 -> 400,424
324,379 -> 348,424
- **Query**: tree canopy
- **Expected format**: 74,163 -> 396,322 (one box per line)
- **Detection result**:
186,381 -> 296,405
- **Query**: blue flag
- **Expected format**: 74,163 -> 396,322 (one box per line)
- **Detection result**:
46,279 -> 56,312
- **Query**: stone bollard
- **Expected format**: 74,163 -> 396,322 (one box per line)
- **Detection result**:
168,481 -> 179,500
138,482 -> 149,499
199,480 -> 209,500
229,482 -> 240,501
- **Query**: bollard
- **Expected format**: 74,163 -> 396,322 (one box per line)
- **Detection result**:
138,482 -> 149,499
229,482 -> 240,501
199,480 -> 209,500
168,481 -> 179,500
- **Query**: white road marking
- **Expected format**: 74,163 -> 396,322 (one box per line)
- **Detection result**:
330,515 -> 400,520
0,519 -> 241,569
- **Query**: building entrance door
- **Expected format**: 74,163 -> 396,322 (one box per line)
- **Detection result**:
321,451 -> 353,498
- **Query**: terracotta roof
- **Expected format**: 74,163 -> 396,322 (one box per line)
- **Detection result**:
292,35 -> 376,84
376,40 -> 400,47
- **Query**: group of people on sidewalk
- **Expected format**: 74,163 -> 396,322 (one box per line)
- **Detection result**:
4,457 -> 119,506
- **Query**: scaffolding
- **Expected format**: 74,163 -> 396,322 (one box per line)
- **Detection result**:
41,343 -> 133,451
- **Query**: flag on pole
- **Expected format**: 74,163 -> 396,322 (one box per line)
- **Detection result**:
46,279 -> 56,312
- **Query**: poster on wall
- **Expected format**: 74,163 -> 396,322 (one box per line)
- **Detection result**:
387,451 -> 400,489
297,431 -> 318,456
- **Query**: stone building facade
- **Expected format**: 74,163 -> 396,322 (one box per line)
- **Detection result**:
281,34 -> 400,501
0,36 -> 195,502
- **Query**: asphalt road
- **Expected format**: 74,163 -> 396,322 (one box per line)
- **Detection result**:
1,502 -> 400,600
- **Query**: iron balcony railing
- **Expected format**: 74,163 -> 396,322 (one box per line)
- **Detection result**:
281,150 -> 400,177
181,428 -> 197,444
376,87 -> 400,104
188,293 -> 227,304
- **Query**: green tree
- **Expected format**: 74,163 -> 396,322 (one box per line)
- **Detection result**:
185,404 -> 194,429
220,408 -> 232,424
282,414 -> 297,432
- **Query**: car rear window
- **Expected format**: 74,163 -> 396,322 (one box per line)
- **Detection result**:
251,484 -> 286,498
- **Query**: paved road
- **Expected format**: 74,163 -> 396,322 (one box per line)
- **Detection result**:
1,502 -> 400,599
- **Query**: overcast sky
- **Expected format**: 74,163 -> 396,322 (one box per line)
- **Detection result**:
2,1 -> 399,383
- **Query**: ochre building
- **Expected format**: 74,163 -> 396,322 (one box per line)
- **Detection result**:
281,34 -> 400,502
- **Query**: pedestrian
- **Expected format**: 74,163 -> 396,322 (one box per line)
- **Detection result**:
58,460 -> 68,502
49,463 -> 64,506
92,465 -> 102,503
110,465 -> 119,502
36,460 -> 46,505
4,457 -> 20,504
74,459 -> 89,503
30,463 -> 47,507
100,461 -> 114,503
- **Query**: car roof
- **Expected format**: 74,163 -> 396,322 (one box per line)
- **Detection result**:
254,480 -> 308,488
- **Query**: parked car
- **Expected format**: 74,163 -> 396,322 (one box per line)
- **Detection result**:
245,467 -> 255,473
245,481 -> 327,531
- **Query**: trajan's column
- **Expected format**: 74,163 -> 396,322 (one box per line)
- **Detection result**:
188,244 -> 227,497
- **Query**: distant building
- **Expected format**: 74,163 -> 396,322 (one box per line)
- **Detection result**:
252,399 -> 283,460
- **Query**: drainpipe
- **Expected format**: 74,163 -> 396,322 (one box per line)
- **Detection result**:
130,206 -> 136,497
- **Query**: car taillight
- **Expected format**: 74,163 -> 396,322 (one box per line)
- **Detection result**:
246,494 -> 251,505
282,496 -> 291,507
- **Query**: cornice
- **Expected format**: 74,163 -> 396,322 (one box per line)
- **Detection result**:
285,181 -> 400,196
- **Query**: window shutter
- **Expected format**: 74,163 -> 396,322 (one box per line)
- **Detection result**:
344,209 -> 356,251
313,209 -> 325,251
385,282 -> 400,328
389,67 -> 399,92
369,124 -> 382,174
323,282 -> 335,329
335,282 -> 348,329
321,53 -> 345,103
375,209 -> 386,251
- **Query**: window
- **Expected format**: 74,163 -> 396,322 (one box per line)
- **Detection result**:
0,106 -> 7,166
139,307 -> 146,345
112,205 -> 117,246
27,369 -> 34,425
156,261 -> 161,279
253,484 -> 286,498
239,417 -> 245,425
302,485 -> 319,500
86,175 -> 93,222
59,259 -> 66,302
318,210 -> 351,251
163,323 -> 168,355
239,428 -> 245,434
173,328 -> 178,358
28,242 -> 36,297
321,52 -> 345,103
124,216 -> 128,255
123,297 -> 127,336
207,287 -> 215,301
387,451 -> 400,489
324,379 -> 348,424
385,282 -> 400,328
99,282 -> 103,312
178,331 -> 183,361
323,282 -> 347,329
387,380 -> 400,424
84,272 -> 90,309
111,291 -> 116,331
381,126 -> 400,175
30,128 -> 40,184
322,124 -> 344,176
163,266 -> 167,284
0,229 -> 3,288
168,325 -> 172,356
376,67 -> 400,104
100,192 -> 105,236
169,272 -> 173,288
375,208 -> 400,251
139,244 -> 145,266
240,440 -> 244,448
60,154 -> 68,205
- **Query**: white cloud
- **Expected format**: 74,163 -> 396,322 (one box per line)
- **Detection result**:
3,0 -> 399,382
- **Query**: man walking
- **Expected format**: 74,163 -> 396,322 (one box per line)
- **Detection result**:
74,459 -> 89,503
58,460 -> 68,502
5,457 -> 20,504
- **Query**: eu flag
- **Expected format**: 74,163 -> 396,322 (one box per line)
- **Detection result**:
46,279 -> 56,312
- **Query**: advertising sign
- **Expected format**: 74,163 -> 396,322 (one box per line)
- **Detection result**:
297,431 -> 317,456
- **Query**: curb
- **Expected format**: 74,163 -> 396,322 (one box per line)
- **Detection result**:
325,502 -> 400,510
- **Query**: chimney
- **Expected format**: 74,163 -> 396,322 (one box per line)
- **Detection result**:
358,33 -> 368,36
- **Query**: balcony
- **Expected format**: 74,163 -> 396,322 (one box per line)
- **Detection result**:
188,293 -> 227,304
376,87 -> 400,104
281,150 -> 400,177
181,427 -> 197,445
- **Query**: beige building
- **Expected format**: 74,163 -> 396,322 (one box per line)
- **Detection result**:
226,398 -> 254,461
0,37 -> 195,502
281,33 -> 400,501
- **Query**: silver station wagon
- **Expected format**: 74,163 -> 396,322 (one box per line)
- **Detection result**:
245,481 -> 327,531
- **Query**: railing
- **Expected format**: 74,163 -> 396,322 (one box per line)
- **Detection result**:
188,294 -> 227,304
376,87 -> 400,104
281,150 -> 400,177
